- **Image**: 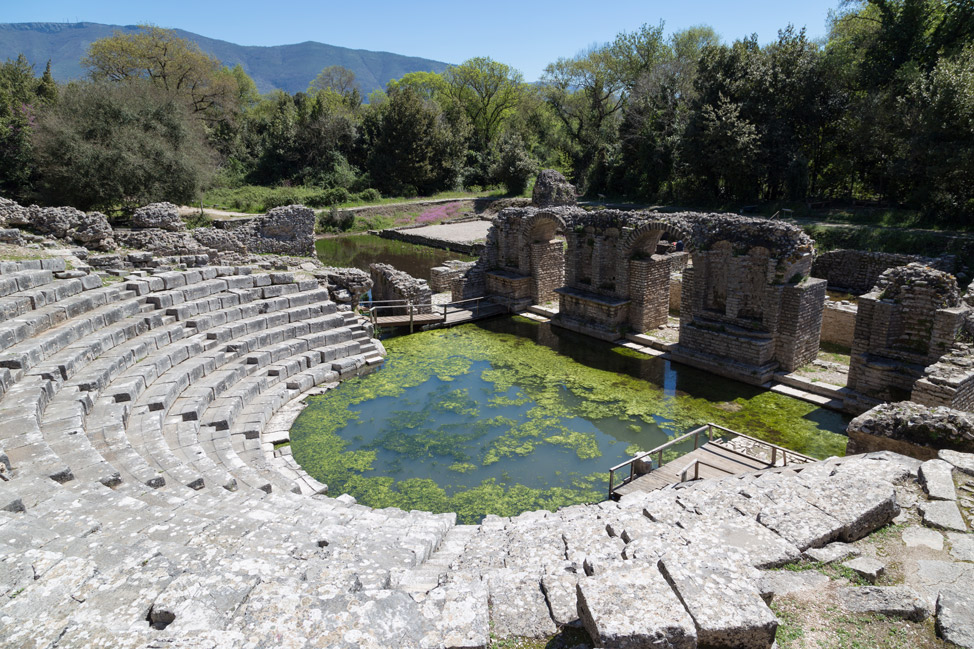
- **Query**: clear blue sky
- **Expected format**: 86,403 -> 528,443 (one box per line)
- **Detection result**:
3,0 -> 843,80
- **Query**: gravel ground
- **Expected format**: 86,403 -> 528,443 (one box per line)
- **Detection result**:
398,221 -> 492,244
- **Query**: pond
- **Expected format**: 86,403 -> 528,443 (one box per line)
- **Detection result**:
290,317 -> 850,524
316,234 -> 477,283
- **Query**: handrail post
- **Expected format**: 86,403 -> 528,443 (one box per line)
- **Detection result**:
608,469 -> 615,499
771,447 -> 777,466
409,302 -> 414,333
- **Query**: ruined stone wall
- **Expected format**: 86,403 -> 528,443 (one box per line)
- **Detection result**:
430,260 -> 476,293
847,401 -> 974,457
369,263 -> 432,314
847,264 -> 971,408
912,344 -> 974,411
530,240 -> 564,304
821,300 -> 857,348
629,256 -> 672,331
775,278 -> 828,371
236,205 -> 315,257
812,249 -> 955,294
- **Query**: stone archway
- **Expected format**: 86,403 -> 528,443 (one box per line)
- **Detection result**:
620,222 -> 690,332
518,212 -> 567,305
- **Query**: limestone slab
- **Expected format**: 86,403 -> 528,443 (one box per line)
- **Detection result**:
939,449 -> 974,477
756,570 -> 830,599
576,566 -> 696,649
485,568 -> 556,639
803,542 -> 860,564
842,557 -> 885,583
937,589 -> 974,649
919,500 -> 968,532
837,586 -> 927,621
901,526 -> 944,551
919,459 -> 957,501
947,532 -> 974,561
658,552 -> 777,649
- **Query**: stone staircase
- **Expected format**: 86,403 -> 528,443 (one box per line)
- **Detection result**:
0,260 -> 964,648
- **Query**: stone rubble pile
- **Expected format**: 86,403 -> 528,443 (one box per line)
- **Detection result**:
0,196 -> 315,261
130,202 -> 185,232
0,198 -> 115,251
531,169 -> 577,208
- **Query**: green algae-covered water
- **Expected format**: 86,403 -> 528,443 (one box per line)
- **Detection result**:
290,317 -> 850,523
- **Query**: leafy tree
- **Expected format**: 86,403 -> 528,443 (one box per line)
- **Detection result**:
310,65 -> 362,107
83,25 -> 242,119
32,81 -> 214,211
0,54 -> 54,200
445,57 -> 524,152
490,133 -> 538,195
363,86 -> 468,195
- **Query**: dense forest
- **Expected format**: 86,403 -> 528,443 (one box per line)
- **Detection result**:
0,0 -> 972,224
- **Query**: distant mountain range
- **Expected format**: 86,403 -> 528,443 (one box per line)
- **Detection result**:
0,22 -> 452,95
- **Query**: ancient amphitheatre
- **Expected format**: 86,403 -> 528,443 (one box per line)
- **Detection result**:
0,171 -> 968,649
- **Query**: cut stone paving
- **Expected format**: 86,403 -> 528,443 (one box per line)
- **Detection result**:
0,194 -> 972,647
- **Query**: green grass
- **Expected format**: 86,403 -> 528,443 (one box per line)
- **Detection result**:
201,184 -> 512,214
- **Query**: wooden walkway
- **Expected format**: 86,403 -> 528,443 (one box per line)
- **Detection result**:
368,298 -> 511,331
373,312 -> 445,327
608,423 -> 816,500
612,441 -> 771,498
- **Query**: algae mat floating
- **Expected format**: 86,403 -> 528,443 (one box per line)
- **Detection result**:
290,317 -> 849,523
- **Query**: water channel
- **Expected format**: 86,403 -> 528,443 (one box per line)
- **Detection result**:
291,315 -> 850,524
316,234 -> 476,280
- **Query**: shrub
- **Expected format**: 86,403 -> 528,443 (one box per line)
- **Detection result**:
33,80 -> 214,211
315,206 -> 355,233
490,133 -> 538,196
261,189 -> 303,211
400,184 -> 418,198
357,188 -> 381,202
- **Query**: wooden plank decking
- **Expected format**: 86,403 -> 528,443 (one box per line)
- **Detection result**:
612,440 -> 777,498
373,312 -> 445,327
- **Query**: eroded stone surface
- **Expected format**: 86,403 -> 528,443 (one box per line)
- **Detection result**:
947,532 -> 974,561
902,526 -> 945,551
919,459 -> 957,501
937,589 -> 974,649
919,500 -> 968,532
577,567 -> 696,649
842,557 -> 885,583
756,570 -> 830,599
803,542 -> 861,564
940,449 -> 974,476
837,586 -> 928,621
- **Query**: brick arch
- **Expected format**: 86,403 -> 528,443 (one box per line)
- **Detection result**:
620,220 -> 692,260
516,211 -> 567,304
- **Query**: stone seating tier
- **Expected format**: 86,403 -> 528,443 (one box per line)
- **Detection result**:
0,263 -> 966,648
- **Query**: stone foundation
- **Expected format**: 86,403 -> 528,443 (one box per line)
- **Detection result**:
846,264 -> 972,412
812,249 -> 955,294
822,300 -> 857,348
430,260 -> 476,292
369,263 -> 432,314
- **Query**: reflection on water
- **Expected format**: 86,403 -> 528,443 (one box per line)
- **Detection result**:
291,317 -> 850,522
315,234 -> 477,282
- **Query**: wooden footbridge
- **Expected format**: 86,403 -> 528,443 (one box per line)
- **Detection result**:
608,423 -> 817,499
362,296 -> 512,333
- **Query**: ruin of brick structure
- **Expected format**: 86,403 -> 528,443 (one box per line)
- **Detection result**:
846,263 -> 974,412
847,400 -> 974,458
369,262 -> 433,314
472,207 -> 825,384
811,249 -> 956,295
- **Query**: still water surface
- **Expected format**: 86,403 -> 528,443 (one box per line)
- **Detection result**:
291,317 -> 850,522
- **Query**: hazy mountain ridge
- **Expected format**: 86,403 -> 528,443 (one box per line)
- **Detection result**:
0,22 -> 452,94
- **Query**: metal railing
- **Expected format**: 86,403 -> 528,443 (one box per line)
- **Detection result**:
607,424 -> 713,498
361,295 -> 514,332
607,422 -> 817,499
676,458 -> 737,482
